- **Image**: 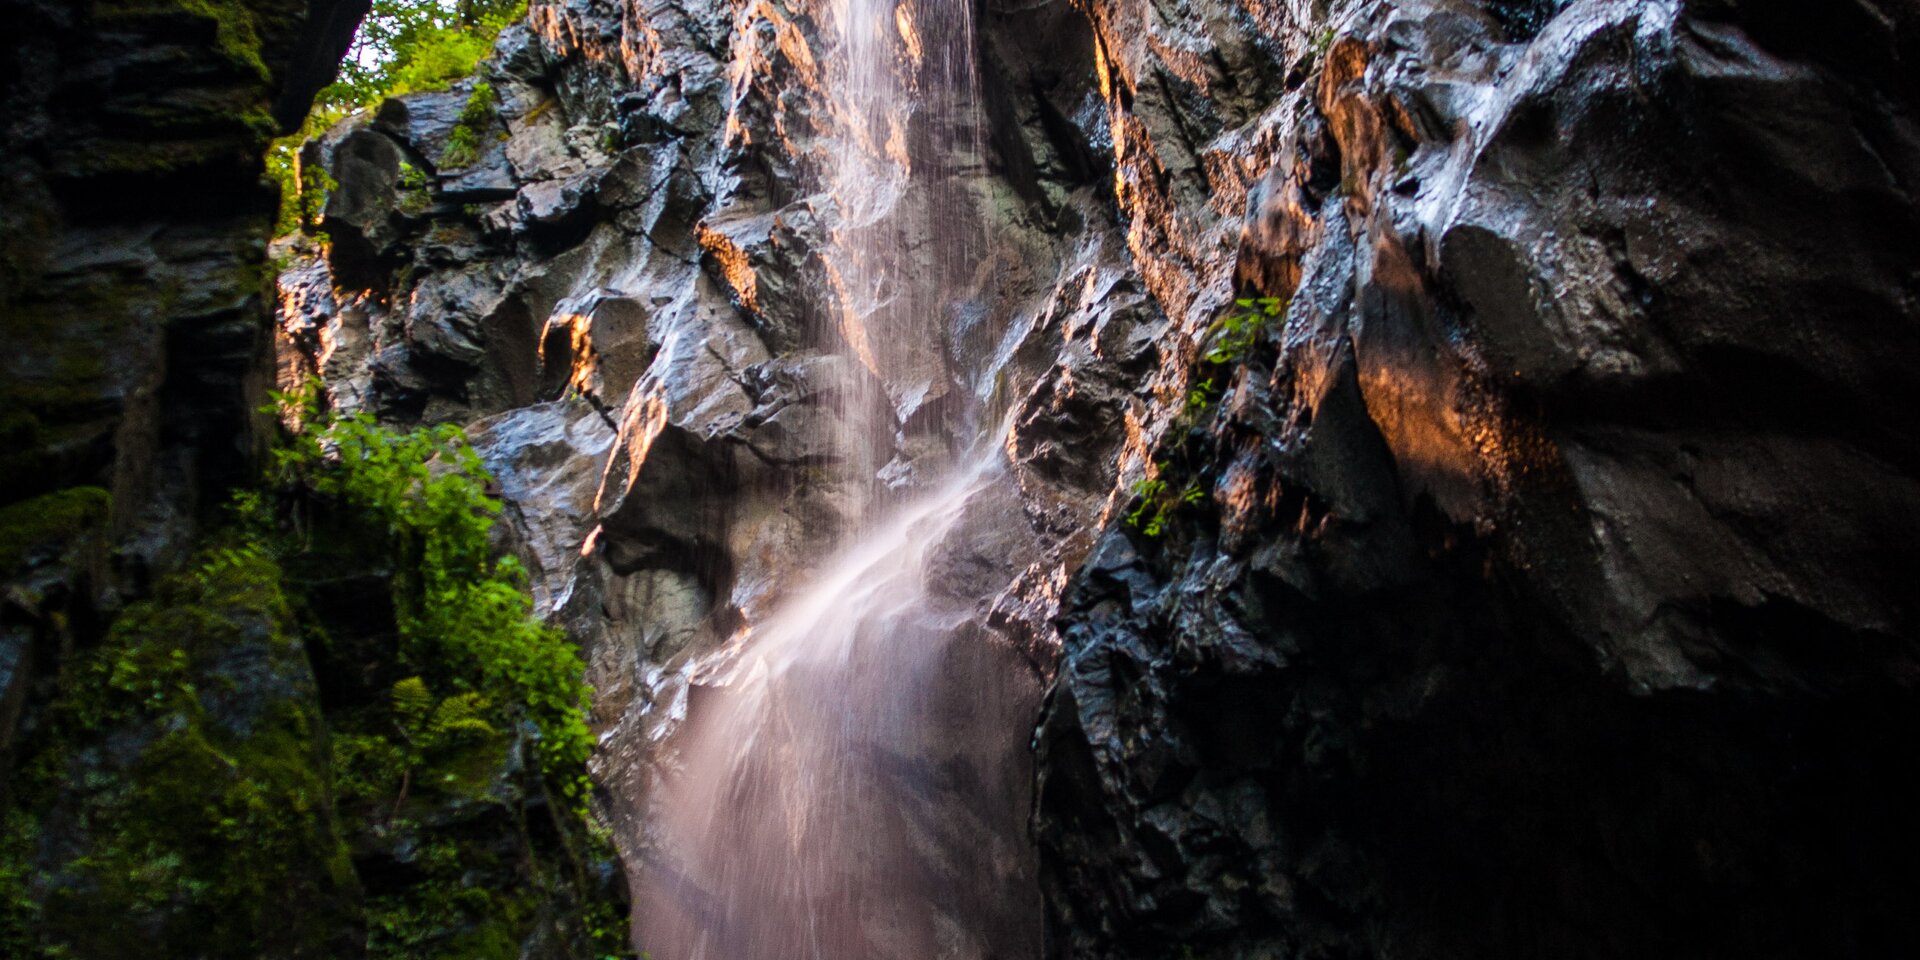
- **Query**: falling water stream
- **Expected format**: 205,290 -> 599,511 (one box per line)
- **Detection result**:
634,0 -> 1040,956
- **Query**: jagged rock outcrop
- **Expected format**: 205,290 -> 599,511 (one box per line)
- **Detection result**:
274,2 -> 1161,907
275,0 -> 1920,958
1036,1 -> 1920,958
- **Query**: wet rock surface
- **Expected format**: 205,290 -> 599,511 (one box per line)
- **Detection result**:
274,0 -> 1920,957
278,6 -> 1155,931
1035,1 -> 1920,957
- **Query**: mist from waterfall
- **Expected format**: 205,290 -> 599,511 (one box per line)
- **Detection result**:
633,0 -> 1039,956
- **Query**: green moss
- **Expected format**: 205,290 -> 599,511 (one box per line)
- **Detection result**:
363,835 -> 539,960
0,487 -> 110,574
1,545 -> 358,958
270,393 -> 594,803
1,394 -> 629,960
96,0 -> 272,82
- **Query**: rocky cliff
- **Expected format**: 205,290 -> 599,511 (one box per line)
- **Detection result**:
272,0 -> 1160,885
1035,1 -> 1920,958
268,0 -> 1920,958
2,0 -> 365,742
2,4 -> 629,958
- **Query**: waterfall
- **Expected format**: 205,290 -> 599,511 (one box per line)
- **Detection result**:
634,0 -> 1039,956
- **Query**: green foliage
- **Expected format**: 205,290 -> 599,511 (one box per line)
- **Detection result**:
398,161 -> 434,214
264,392 -> 619,957
1,393 -> 625,959
379,27 -> 495,98
319,0 -> 526,113
269,143 -> 338,238
439,81 -> 498,169
1124,467 -> 1206,539
1203,296 -> 1285,365
270,390 -> 594,806
1185,375 -> 1218,413
1126,294 -> 1288,541
362,834 -> 541,960
0,545 -> 358,959
268,2 -> 525,239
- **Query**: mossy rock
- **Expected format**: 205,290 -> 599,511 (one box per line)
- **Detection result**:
0,546 -> 361,958
90,0 -> 302,84
2,410 -> 633,960
0,487 -> 111,576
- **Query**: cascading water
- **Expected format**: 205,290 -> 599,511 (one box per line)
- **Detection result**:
633,0 -> 1040,957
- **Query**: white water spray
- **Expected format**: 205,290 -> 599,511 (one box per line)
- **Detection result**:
634,0 -> 1039,956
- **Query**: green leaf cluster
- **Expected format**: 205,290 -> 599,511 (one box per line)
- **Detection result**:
1203,296 -> 1286,365
321,0 -> 526,113
268,392 -> 595,807
1125,468 -> 1206,539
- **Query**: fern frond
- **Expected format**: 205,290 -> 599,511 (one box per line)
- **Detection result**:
391,676 -> 433,727
429,692 -> 496,739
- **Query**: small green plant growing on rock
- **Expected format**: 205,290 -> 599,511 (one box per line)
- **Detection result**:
386,676 -> 497,811
439,81 -> 498,169
1125,466 -> 1206,538
396,161 -> 434,215
269,388 -> 594,807
1124,293 -> 1287,542
1186,376 -> 1216,411
1204,296 -> 1285,365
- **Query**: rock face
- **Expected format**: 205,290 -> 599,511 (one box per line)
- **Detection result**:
277,0 -> 1920,958
276,4 -> 1160,921
1,0 -> 363,761
1034,1 -> 1920,958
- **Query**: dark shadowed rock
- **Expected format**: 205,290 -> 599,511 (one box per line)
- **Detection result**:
1033,2 -> 1920,958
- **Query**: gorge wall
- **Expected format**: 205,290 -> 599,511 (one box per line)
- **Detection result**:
7,0 -> 1916,956
3,5 -> 632,958
3,0 -> 364,773
280,0 -> 1920,956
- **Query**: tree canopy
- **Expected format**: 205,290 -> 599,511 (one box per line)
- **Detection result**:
320,0 -> 527,113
